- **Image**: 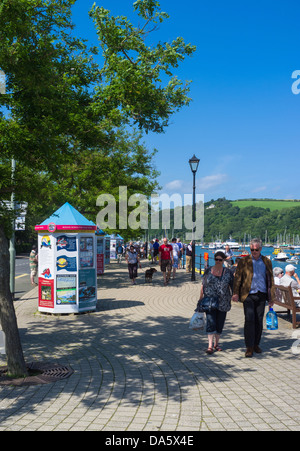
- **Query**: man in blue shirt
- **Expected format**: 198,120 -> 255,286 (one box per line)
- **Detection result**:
233,238 -> 275,358
152,239 -> 160,263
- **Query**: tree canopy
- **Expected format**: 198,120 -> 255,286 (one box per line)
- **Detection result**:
0,0 -> 196,376
0,0 -> 196,237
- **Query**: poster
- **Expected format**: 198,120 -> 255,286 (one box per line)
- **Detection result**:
38,234 -> 55,279
56,255 -> 77,272
97,237 -> 104,275
39,278 -> 54,309
80,237 -> 94,268
79,269 -> 96,310
56,275 -> 76,305
97,254 -> 104,275
56,235 -> 77,252
105,238 -> 110,264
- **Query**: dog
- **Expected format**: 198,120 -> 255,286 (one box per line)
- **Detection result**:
145,267 -> 157,283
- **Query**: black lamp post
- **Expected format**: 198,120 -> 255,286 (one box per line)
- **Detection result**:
189,155 -> 200,281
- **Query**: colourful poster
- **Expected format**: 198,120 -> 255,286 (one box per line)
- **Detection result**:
79,269 -> 97,310
39,278 -> 54,309
56,235 -> 77,252
56,255 -> 77,272
40,235 -> 52,249
80,237 -> 94,268
56,275 -> 76,305
97,253 -> 104,275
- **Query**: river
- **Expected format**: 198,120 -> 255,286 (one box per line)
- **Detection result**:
192,245 -> 300,278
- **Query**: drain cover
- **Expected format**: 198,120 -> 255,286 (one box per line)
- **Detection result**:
0,362 -> 74,386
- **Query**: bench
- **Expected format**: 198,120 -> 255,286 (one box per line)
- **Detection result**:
273,284 -> 300,329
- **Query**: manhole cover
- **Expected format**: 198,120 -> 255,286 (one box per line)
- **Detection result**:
0,362 -> 74,386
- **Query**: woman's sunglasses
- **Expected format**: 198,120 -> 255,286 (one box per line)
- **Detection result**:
215,258 -> 224,262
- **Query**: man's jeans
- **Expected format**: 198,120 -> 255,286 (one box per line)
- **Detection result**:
243,292 -> 267,348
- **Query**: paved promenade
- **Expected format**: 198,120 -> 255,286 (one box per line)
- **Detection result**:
0,261 -> 300,431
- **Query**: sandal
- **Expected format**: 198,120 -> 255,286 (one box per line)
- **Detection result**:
205,348 -> 214,355
214,345 -> 222,351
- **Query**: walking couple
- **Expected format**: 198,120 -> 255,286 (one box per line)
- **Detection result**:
198,238 -> 275,357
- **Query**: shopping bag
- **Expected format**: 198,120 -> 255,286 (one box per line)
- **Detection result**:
189,312 -> 205,331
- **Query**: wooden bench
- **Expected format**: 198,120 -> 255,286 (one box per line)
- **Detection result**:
273,284 -> 300,329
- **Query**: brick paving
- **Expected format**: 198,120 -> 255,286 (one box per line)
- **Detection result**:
0,261 -> 299,431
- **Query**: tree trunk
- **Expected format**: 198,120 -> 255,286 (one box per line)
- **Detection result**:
0,224 -> 28,377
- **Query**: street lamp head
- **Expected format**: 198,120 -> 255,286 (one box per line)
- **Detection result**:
189,154 -> 200,173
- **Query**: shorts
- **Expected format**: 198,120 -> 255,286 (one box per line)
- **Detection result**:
206,310 -> 227,335
161,259 -> 171,273
30,268 -> 37,277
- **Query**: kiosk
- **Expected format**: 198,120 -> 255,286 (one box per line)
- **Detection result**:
35,203 -> 97,314
110,234 -> 124,259
105,234 -> 111,265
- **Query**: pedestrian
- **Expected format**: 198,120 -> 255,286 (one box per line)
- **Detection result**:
116,242 -> 124,263
280,264 -> 300,298
224,244 -> 234,268
273,267 -> 284,285
159,237 -> 173,286
177,238 -> 183,269
185,241 -> 192,273
171,238 -> 180,279
149,240 -> 154,263
152,239 -> 160,263
125,245 -> 141,285
198,251 -> 234,354
29,244 -> 38,286
232,238 -> 275,358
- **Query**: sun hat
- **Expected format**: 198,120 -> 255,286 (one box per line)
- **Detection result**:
285,264 -> 297,272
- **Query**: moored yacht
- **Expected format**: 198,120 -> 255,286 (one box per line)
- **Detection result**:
224,238 -> 240,250
273,252 -> 289,261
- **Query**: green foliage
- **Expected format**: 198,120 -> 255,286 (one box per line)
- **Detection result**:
204,198 -> 300,242
231,199 -> 300,211
89,2 -> 196,133
0,0 -> 195,240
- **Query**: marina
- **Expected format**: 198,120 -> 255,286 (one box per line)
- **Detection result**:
194,244 -> 300,278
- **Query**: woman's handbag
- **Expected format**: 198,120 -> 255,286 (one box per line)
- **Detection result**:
197,296 -> 219,313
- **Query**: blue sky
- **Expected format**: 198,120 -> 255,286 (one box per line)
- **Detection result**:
71,0 -> 300,204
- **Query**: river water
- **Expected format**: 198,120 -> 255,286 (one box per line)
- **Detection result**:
192,245 -> 300,278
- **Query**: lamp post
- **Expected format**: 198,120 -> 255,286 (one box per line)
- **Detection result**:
189,155 -> 200,281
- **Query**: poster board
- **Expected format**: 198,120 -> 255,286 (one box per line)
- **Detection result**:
37,232 -> 97,314
96,236 -> 105,275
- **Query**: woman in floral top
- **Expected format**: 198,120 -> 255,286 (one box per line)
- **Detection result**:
199,251 -> 234,354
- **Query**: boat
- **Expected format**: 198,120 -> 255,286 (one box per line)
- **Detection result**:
234,251 -> 250,258
273,252 -> 289,261
224,238 -> 240,250
209,240 -> 223,250
286,256 -> 299,264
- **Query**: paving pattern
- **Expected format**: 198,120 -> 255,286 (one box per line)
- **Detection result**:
0,262 -> 299,431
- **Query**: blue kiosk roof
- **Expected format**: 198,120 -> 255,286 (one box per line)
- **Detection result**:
39,202 -> 95,227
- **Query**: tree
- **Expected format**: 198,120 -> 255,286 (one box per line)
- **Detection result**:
0,0 -> 196,376
89,0 -> 196,133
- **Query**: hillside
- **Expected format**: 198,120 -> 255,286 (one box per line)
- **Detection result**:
147,198 -> 300,243
230,199 -> 300,211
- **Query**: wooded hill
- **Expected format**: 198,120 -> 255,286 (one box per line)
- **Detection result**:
147,198 -> 300,243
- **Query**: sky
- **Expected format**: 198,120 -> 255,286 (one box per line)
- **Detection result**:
71,0 -> 300,205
